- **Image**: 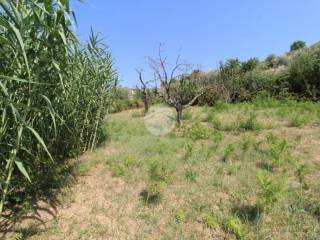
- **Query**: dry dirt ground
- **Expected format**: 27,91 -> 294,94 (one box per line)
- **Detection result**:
1,151 -> 145,240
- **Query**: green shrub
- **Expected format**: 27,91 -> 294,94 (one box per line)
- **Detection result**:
149,160 -> 169,183
131,111 -> 143,118
111,164 -> 126,177
185,168 -> 197,182
287,47 -> 320,100
76,163 -> 90,176
256,171 -> 287,211
224,217 -> 245,240
184,142 -> 194,160
212,131 -> 223,151
267,134 -> 292,167
203,213 -> 219,229
182,110 -> 193,120
213,101 -> 230,112
185,123 -> 210,140
222,144 -> 235,162
141,159 -> 169,204
238,112 -> 261,131
210,115 -> 223,130
141,182 -> 163,205
288,113 -> 309,127
174,209 -> 186,223
296,164 -> 309,189
290,40 -> 306,52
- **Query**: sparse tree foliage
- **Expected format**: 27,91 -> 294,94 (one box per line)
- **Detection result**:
147,45 -> 210,126
136,69 -> 152,114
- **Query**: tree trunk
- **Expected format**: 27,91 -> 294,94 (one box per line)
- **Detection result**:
143,92 -> 149,115
176,106 -> 183,127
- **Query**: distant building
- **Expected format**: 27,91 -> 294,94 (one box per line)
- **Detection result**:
121,87 -> 137,100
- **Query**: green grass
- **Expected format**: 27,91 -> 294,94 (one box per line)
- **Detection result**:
8,100 -> 320,240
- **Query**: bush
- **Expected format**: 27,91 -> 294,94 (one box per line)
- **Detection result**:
265,54 -> 277,68
185,123 -> 210,140
238,112 -> 261,131
224,217 -> 245,240
174,209 -> 186,223
141,159 -> 169,205
267,134 -> 292,168
256,171 -> 287,211
287,47 -> 320,100
203,213 -> 219,229
290,40 -> 306,52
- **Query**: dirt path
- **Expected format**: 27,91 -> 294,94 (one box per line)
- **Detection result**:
1,149 -> 143,240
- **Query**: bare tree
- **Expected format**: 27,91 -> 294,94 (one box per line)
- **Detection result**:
136,69 -> 152,115
147,44 -> 209,126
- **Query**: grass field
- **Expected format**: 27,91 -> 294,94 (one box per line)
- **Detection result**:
3,99 -> 320,240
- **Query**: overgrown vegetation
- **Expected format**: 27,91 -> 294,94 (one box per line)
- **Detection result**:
1,1 -> 320,240
4,99 -> 320,239
132,41 -> 320,119
0,0 -> 116,215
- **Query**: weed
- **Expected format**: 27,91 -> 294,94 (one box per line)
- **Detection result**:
213,101 -> 230,112
182,110 -> 193,120
240,138 -> 251,153
256,171 -> 287,211
111,164 -> 126,177
185,168 -> 197,182
224,217 -> 245,240
131,111 -> 143,118
289,113 -> 309,127
149,160 -> 169,183
238,112 -> 261,131
296,164 -> 309,189
222,143 -> 235,162
210,115 -> 223,130
140,182 -> 163,205
203,213 -> 219,229
212,131 -> 223,151
141,160 -> 169,205
232,205 -> 261,223
184,142 -> 194,160
185,123 -> 210,140
267,133 -> 292,167
76,163 -> 90,176
174,209 -> 186,223
305,199 -> 320,221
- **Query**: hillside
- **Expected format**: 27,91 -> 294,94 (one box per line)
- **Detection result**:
3,100 -> 320,239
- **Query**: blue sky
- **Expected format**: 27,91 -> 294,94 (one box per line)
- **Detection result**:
72,0 -> 320,87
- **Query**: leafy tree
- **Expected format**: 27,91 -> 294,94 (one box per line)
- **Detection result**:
287,48 -> 320,99
265,54 -> 277,68
241,58 -> 259,72
290,40 -> 306,52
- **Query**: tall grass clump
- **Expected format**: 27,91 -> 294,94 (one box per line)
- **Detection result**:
0,0 -> 117,215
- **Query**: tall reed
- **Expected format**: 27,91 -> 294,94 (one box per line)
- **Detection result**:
0,0 -> 117,215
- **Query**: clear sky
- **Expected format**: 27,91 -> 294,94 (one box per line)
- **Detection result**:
72,0 -> 320,87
